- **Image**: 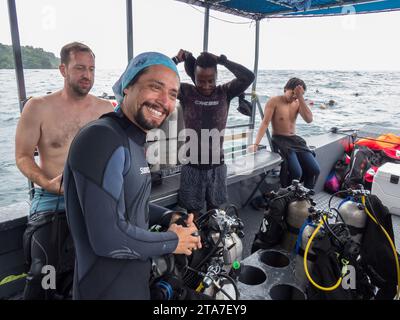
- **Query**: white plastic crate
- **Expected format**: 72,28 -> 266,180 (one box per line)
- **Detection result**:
371,162 -> 400,216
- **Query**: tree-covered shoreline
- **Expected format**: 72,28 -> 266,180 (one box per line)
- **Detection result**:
0,43 -> 60,69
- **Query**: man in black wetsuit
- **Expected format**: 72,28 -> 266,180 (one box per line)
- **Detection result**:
64,52 -> 201,300
173,50 -> 254,217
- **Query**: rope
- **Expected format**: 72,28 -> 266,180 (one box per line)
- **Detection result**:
188,4 -> 253,25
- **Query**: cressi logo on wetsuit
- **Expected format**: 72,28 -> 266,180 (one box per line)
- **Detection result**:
194,100 -> 219,106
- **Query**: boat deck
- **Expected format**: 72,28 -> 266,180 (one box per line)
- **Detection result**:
1,128 -> 399,299
236,190 -> 400,300
2,182 -> 399,300
238,190 -> 400,258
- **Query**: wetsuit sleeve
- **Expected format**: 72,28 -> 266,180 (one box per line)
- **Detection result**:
172,52 -> 195,103
67,124 -> 178,261
221,57 -> 255,102
177,83 -> 192,104
172,52 -> 195,83
183,53 -> 196,84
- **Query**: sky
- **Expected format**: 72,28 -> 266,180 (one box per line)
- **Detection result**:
1,0 -> 400,71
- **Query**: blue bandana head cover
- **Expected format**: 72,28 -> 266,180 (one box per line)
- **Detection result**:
112,52 -> 180,104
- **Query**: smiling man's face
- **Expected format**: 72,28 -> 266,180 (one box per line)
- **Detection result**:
122,64 -> 180,131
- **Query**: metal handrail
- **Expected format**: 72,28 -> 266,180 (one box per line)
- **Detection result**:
224,92 -> 273,151
8,0 -> 35,200
226,123 -> 252,130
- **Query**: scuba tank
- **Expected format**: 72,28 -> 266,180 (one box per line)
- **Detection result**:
338,199 -> 367,245
201,263 -> 240,300
215,260 -> 241,300
294,213 -> 318,289
280,180 -> 315,253
295,206 -> 363,299
281,199 -> 313,252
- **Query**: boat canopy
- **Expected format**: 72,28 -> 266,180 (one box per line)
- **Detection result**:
175,0 -> 400,19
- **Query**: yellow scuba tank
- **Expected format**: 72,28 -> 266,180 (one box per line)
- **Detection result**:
280,180 -> 315,253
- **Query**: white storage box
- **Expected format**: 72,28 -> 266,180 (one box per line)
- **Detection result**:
371,162 -> 400,216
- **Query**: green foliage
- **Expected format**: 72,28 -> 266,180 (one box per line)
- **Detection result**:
0,43 -> 60,69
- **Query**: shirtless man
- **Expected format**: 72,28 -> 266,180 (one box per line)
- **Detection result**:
15,42 -> 114,299
250,77 -> 320,189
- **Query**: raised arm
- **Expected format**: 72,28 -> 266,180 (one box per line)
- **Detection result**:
249,98 -> 277,153
172,49 -> 195,102
219,55 -> 255,101
183,53 -> 196,84
173,49 -> 196,83
295,85 -> 313,123
15,98 -> 63,193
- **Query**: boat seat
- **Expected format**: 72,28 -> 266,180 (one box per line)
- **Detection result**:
150,148 -> 282,207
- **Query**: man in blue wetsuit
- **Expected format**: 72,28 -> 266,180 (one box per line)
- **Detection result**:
64,52 -> 201,300
172,49 -> 255,217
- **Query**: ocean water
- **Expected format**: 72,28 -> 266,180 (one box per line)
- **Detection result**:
1,69 -> 399,209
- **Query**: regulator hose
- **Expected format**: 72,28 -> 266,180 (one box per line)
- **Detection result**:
303,214 -> 345,291
218,273 -> 240,300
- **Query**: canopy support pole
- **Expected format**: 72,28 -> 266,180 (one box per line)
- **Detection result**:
7,0 -> 26,113
203,5 -> 210,52
250,19 -> 260,129
126,0 -> 134,61
8,0 -> 34,199
250,20 -> 272,149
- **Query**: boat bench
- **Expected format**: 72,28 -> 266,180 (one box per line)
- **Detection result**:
150,149 -> 282,207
